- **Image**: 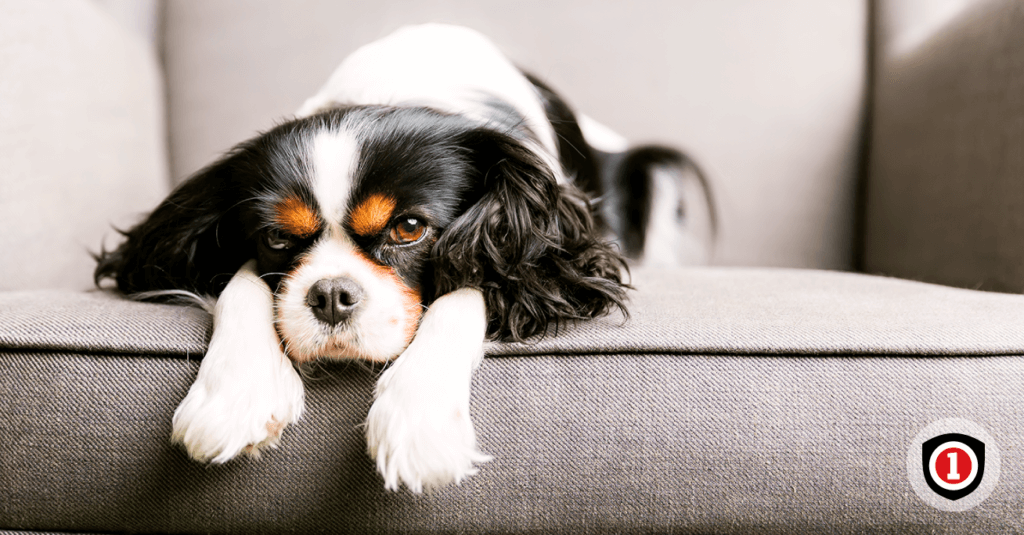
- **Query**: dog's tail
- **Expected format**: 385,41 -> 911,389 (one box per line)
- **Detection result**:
599,145 -> 718,262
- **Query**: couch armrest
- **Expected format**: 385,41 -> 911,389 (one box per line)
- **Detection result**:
865,0 -> 1024,292
0,1 -> 168,291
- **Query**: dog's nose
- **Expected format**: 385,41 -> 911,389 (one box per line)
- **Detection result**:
306,277 -> 364,327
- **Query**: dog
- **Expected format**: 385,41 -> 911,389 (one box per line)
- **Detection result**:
94,24 -> 710,492
596,145 -> 716,266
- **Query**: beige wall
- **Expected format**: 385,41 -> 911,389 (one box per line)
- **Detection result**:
163,0 -> 868,270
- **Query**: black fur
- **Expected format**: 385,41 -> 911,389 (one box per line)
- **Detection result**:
606,146 -> 717,259
94,116 -> 329,296
522,72 -> 604,204
93,149 -> 251,297
95,103 -> 628,343
525,71 -> 716,261
433,127 -> 627,340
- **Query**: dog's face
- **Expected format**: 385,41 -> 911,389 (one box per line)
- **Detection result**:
96,103 -> 627,364
233,107 -> 493,362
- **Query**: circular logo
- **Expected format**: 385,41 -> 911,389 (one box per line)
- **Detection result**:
907,419 -> 1000,511
928,441 -> 977,491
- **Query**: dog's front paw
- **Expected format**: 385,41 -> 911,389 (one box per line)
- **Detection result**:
171,357 -> 304,464
366,363 -> 490,493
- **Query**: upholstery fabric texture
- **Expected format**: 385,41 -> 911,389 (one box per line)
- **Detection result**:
3,0 -> 1022,533
3,268 -> 1023,534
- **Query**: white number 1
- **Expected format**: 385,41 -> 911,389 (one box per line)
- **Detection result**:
947,451 -> 960,481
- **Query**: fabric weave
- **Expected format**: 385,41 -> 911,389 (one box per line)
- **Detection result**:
3,268 -> 1024,532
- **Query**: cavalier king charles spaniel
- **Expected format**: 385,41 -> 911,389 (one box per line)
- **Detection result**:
95,24 -> 710,492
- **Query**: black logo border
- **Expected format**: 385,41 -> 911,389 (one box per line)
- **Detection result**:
922,433 -> 985,501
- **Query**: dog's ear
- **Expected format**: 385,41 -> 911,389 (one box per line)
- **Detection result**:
432,129 -> 629,341
94,153 -> 252,296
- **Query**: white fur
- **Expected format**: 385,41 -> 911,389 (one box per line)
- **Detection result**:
276,238 -> 419,363
171,260 -> 305,462
641,164 -> 715,266
296,25 -> 537,489
296,23 -> 565,184
129,289 -> 216,314
296,31 -> 507,487
311,130 -> 359,225
173,26 -> 570,491
578,114 -> 629,153
365,287 -> 491,492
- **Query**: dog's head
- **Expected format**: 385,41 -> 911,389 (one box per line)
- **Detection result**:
96,105 -> 627,363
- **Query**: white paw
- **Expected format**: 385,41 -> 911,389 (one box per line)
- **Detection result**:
170,259 -> 306,464
171,350 -> 305,464
366,361 -> 490,493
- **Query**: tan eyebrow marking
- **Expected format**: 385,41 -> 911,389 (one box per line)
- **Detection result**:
274,196 -> 322,238
349,193 -> 397,236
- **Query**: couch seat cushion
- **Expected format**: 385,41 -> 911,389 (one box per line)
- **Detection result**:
2,267 -> 1023,533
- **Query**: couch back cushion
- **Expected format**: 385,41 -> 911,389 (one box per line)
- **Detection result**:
0,0 -> 169,291
163,0 -> 867,269
865,0 -> 1024,292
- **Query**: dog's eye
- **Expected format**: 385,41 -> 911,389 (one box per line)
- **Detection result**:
265,229 -> 296,251
389,216 -> 426,245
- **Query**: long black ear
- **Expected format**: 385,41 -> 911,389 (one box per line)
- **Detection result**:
94,155 -> 252,296
432,129 -> 629,341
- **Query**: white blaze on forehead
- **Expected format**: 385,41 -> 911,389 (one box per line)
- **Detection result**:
311,130 -> 360,228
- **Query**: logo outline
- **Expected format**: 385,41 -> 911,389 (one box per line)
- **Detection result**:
907,418 -> 1000,512
922,433 -> 985,500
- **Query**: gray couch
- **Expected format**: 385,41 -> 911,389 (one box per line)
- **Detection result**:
3,1 -> 1024,533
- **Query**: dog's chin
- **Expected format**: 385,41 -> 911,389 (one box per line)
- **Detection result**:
275,281 -> 422,365
286,338 -> 405,365
277,316 -> 416,365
